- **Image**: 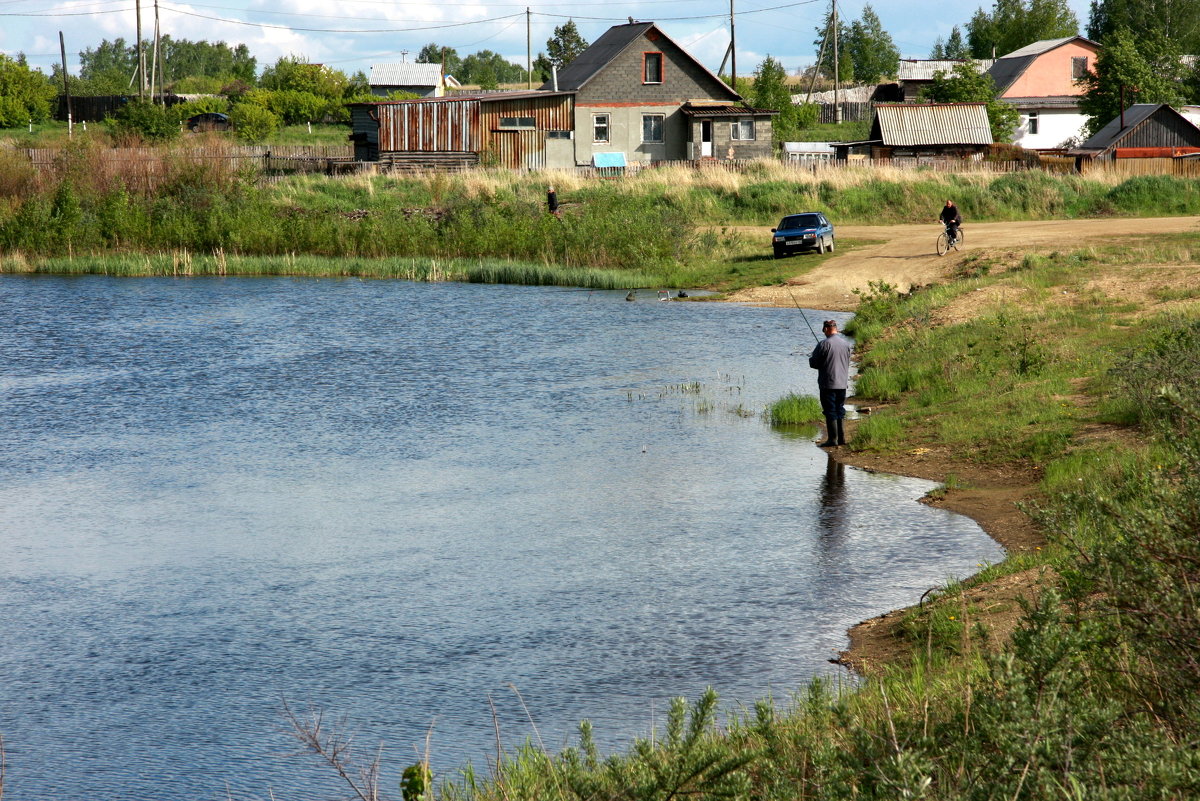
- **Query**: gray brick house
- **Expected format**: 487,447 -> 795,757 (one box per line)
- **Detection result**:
541,21 -> 777,165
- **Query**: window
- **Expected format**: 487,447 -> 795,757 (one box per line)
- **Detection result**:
1026,111 -> 1039,135
1072,56 -> 1089,79
547,130 -> 572,139
593,113 -> 610,143
731,118 -> 755,140
498,116 -> 536,129
642,114 -> 664,143
644,52 -> 664,84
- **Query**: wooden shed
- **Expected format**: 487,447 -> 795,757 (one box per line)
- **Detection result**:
348,92 -> 575,170
1069,104 -> 1200,161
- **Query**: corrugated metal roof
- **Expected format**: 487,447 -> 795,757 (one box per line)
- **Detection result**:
370,63 -> 444,87
896,59 -> 993,81
794,85 -> 877,104
873,103 -> 993,146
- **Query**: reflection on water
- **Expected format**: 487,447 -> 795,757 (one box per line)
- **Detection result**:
0,276 -> 1003,800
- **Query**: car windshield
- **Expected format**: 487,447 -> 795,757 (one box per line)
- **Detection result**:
780,214 -> 822,229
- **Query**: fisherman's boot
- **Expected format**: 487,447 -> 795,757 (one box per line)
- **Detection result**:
835,417 -> 846,447
820,418 -> 838,448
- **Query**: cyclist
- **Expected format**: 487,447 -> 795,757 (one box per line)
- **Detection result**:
939,200 -> 962,244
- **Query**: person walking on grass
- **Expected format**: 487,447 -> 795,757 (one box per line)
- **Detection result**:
809,319 -> 852,447
547,185 -> 561,218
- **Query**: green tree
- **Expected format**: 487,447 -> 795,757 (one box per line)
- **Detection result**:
1077,27 -> 1183,136
945,27 -> 971,59
750,55 -> 804,141
459,51 -> 524,85
924,59 -> 1020,141
812,11 -> 854,81
259,57 -> 347,101
416,44 -> 462,81
0,54 -> 57,127
845,5 -> 899,83
1088,0 -> 1200,54
967,0 -> 1078,58
545,20 -> 589,71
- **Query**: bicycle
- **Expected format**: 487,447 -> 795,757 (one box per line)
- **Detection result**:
936,223 -> 963,256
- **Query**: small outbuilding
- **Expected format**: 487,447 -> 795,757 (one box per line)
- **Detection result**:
1068,103 -> 1200,161
368,63 -> 451,98
347,92 -> 575,170
841,102 -> 993,160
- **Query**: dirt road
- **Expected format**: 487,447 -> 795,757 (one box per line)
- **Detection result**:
726,216 -> 1200,311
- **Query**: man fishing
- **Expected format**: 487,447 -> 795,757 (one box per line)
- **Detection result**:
809,319 -> 852,448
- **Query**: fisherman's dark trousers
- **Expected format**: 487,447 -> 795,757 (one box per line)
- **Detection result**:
819,387 -> 847,421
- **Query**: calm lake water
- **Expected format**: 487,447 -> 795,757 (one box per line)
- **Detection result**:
0,276 -> 1003,800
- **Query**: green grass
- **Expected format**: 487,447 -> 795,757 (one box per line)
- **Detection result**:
767,393 -> 823,425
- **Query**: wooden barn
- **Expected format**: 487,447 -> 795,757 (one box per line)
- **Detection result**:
1069,104 -> 1200,161
347,92 -> 575,170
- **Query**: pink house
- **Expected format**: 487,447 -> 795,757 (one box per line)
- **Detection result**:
987,36 -> 1101,150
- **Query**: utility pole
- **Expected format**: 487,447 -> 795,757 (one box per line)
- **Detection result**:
59,31 -> 73,136
729,0 -> 736,91
135,0 -> 145,99
832,0 -> 841,124
151,0 -> 161,103
527,7 -> 532,89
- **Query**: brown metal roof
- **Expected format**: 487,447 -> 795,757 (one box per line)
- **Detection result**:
872,102 -> 993,147
680,104 -> 778,117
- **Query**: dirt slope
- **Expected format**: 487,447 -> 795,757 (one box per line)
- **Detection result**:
727,216 -> 1200,311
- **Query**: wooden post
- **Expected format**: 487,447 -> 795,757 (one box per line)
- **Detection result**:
59,31 -> 73,136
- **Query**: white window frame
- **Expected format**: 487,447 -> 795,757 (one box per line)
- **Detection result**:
1026,111 -> 1039,135
730,118 -> 755,140
593,113 -> 610,143
642,114 -> 664,143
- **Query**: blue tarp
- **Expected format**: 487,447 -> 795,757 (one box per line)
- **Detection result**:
592,152 -> 627,168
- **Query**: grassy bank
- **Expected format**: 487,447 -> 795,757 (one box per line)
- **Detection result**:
303,237 -> 1197,801
6,144 -> 1200,285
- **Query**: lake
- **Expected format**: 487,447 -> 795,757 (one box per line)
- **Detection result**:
0,276 -> 1003,800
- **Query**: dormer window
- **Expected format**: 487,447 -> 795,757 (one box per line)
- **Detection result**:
644,52 -> 663,84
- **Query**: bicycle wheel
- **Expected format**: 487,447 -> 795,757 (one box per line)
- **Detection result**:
936,232 -> 949,256
952,229 -> 963,250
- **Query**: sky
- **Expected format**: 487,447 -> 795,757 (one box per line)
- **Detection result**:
1,0 -> 1095,82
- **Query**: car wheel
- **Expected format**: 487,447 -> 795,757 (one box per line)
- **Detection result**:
190,125 -> 199,133
773,248 -> 785,259
817,238 -> 826,254
827,236 -> 835,253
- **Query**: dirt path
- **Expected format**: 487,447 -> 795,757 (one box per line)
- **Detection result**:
726,216 -> 1200,311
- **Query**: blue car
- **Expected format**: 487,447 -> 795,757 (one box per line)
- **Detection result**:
771,212 -> 835,258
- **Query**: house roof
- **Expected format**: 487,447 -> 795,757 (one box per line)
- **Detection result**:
680,103 -> 777,117
794,85 -> 877,104
987,36 -> 1100,94
896,59 -> 994,81
872,102 -> 993,147
346,91 -> 572,107
1072,103 -> 1189,153
541,21 -> 740,101
369,63 -> 444,87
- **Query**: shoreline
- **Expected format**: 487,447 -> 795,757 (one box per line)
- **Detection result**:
824,415 -> 1049,675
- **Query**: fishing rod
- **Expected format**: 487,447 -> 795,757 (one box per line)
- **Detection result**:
785,286 -> 823,344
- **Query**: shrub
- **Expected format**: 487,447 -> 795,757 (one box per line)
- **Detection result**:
108,100 -> 180,143
229,102 -> 280,143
